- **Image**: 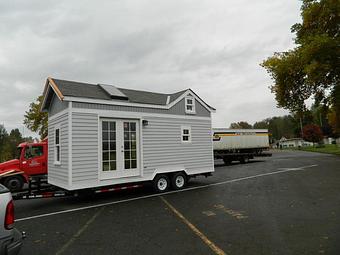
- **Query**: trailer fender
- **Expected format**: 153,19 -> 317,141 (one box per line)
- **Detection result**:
150,165 -> 188,180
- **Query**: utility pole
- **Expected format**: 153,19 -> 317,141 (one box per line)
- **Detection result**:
300,117 -> 303,138
319,112 -> 323,127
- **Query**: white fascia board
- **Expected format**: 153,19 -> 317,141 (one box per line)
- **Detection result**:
41,81 -> 64,112
71,108 -> 212,121
63,89 -> 216,113
63,96 -> 169,109
175,89 -> 215,113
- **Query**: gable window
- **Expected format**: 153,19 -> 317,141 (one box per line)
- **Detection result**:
54,127 -> 61,165
181,126 -> 191,143
185,96 -> 196,114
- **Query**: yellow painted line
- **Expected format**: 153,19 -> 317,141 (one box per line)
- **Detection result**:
55,207 -> 105,255
161,196 -> 226,255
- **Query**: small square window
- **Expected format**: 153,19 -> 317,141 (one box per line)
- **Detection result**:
181,126 -> 191,143
185,96 -> 196,114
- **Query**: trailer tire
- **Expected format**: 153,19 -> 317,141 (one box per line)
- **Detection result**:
171,172 -> 187,190
153,174 -> 170,193
3,175 -> 24,191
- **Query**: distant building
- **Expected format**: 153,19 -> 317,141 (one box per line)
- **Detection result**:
278,137 -> 314,148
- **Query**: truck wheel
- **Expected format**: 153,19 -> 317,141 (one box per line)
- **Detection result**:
153,174 -> 170,193
171,172 -> 187,190
240,157 -> 249,164
223,157 -> 231,165
4,176 -> 24,191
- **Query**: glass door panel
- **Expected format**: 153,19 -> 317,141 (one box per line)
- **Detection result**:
100,118 -> 139,179
102,121 -> 116,171
123,122 -> 138,170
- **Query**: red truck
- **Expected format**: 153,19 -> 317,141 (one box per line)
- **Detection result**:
0,139 -> 48,191
0,139 -> 143,198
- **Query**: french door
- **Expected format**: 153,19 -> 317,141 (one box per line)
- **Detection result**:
100,118 -> 140,179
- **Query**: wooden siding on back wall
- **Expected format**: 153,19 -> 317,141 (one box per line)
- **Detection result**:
48,112 -> 69,188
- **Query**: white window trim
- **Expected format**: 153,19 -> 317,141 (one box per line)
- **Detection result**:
181,125 -> 192,143
185,96 -> 196,114
54,125 -> 61,165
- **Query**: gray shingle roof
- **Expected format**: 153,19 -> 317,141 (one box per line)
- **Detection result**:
52,78 -> 187,106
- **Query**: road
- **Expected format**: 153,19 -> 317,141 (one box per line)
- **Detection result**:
14,150 -> 340,255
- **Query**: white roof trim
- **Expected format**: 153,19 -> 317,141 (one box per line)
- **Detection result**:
168,89 -> 216,112
63,89 -> 215,113
166,95 -> 171,105
41,80 -> 64,111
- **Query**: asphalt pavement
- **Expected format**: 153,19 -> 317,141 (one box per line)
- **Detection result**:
14,150 -> 340,255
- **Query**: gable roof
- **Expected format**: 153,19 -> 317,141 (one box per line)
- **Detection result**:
41,77 -> 215,112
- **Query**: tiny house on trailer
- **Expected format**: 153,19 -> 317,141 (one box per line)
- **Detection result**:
41,77 -> 215,192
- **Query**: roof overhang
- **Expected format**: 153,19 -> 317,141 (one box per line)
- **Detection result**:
41,77 -> 65,112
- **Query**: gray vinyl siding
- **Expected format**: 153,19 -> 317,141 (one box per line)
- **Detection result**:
69,109 -> 213,188
48,112 -> 69,187
73,98 -> 210,117
49,94 -> 68,117
71,112 -> 98,185
142,117 -> 213,175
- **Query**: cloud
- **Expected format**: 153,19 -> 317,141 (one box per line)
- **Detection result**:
0,0 -> 301,136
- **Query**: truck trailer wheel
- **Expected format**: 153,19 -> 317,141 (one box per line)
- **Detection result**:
240,157 -> 249,164
3,176 -> 24,191
171,172 -> 187,190
153,174 -> 170,193
223,157 -> 231,165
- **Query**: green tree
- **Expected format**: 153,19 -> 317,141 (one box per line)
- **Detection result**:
5,129 -> 24,159
253,120 -> 269,129
24,95 -> 48,139
0,124 -> 9,162
229,121 -> 252,129
262,0 -> 340,130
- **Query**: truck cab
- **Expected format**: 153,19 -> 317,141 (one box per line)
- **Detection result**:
0,140 -> 48,191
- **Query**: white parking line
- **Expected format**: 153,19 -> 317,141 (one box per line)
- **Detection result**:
16,164 -> 318,222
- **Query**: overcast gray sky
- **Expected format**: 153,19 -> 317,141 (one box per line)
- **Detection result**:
0,0 -> 302,137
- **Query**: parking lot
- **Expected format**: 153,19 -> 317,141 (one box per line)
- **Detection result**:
14,150 -> 340,255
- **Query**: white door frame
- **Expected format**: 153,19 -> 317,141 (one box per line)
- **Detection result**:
99,118 -> 141,180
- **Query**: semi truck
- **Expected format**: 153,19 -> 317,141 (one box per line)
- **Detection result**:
213,129 -> 271,164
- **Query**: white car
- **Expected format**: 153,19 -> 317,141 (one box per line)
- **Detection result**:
0,184 -> 24,255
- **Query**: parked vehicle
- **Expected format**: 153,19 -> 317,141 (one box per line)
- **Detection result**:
213,129 -> 271,164
0,139 -> 47,191
0,77 -> 216,196
0,184 -> 24,254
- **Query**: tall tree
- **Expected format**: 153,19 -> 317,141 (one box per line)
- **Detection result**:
229,121 -> 252,129
0,124 -> 8,162
253,120 -> 269,129
302,124 -> 323,143
262,0 -> 340,130
24,95 -> 48,139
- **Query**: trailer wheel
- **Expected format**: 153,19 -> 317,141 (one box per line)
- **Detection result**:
4,176 -> 24,191
153,174 -> 170,193
171,172 -> 187,190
